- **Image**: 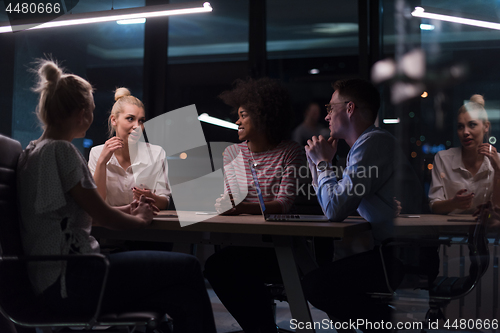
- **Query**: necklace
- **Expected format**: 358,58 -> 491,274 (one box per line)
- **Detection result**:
248,142 -> 273,167
250,149 -> 260,167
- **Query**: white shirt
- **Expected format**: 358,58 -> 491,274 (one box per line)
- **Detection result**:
88,142 -> 171,207
429,147 -> 498,214
17,139 -> 100,297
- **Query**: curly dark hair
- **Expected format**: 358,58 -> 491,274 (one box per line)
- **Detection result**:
219,77 -> 292,144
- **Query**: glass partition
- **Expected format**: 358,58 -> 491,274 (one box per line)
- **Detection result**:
380,0 -> 500,211
168,0 -> 249,63
381,0 -> 499,322
9,2 -> 145,155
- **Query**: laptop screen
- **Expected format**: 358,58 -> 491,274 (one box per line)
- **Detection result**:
249,162 -> 267,216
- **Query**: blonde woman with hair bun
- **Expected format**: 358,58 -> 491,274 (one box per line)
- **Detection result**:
17,59 -> 216,332
88,87 -> 170,210
429,94 -> 500,214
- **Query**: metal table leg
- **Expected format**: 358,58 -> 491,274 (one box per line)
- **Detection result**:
273,235 -> 316,333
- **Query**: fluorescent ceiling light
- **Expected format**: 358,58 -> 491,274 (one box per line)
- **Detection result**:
420,23 -> 435,30
383,118 -> 400,124
412,6 -> 500,31
117,18 -> 146,25
198,113 -> 238,130
0,1 -> 212,33
308,69 -> 320,74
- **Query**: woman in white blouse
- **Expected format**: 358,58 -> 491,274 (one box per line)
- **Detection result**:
88,88 -> 170,210
429,94 -> 500,214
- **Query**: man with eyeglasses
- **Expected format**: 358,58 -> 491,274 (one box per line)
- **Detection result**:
303,78 -> 422,332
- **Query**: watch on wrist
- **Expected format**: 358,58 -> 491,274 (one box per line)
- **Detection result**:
316,161 -> 333,173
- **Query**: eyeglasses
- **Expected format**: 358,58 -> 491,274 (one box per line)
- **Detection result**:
325,101 -> 350,115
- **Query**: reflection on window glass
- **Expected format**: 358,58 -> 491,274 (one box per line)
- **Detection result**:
66,0 -> 145,14
381,0 -> 500,210
417,1 -> 500,149
267,0 -> 358,59
0,1 -> 7,21
168,0 -> 249,63
11,6 -> 145,154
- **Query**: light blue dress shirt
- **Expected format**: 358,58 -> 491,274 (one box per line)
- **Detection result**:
314,125 -> 401,242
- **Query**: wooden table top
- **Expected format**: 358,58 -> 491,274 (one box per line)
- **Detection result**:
149,211 -> 372,238
394,214 -> 477,236
92,212 -> 479,241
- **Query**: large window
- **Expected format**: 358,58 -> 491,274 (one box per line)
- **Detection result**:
267,0 -> 359,164
168,0 -> 249,63
267,0 -> 358,59
381,0 -> 500,203
165,0 -> 249,143
8,1 -> 146,154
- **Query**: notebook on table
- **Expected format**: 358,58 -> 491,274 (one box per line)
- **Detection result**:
249,162 -> 329,222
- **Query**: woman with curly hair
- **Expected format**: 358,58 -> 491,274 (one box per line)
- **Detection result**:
214,77 -> 304,215
206,77 -> 305,333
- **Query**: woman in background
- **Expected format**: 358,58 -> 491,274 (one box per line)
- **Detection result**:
88,88 -> 170,210
17,59 -> 216,333
429,94 -> 500,214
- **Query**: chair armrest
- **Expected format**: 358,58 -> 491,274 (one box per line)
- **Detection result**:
377,237 -> 452,294
0,253 -> 109,328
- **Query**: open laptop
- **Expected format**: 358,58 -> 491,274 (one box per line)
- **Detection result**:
249,162 -> 329,222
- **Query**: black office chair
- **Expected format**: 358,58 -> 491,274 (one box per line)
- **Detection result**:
374,214 -> 490,331
0,134 -> 162,333
424,217 -> 490,325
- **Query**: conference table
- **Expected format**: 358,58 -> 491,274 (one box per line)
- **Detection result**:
92,212 -> 478,333
93,211 -> 372,333
394,214 -> 477,235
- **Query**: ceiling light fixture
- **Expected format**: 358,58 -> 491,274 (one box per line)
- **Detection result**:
198,113 -> 238,130
412,6 -> 500,30
0,1 -> 212,33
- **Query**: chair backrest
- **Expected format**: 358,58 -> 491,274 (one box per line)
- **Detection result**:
0,134 -> 39,320
0,135 -> 24,257
430,213 -> 490,300
467,209 -> 490,286
0,135 -> 159,332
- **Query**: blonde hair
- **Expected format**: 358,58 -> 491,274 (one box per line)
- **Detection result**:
108,87 -> 145,137
33,59 -> 93,129
458,94 -> 490,140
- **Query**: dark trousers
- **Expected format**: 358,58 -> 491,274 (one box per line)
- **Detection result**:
42,250 -> 216,333
302,248 -> 405,333
205,246 -> 404,333
204,246 -> 282,333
